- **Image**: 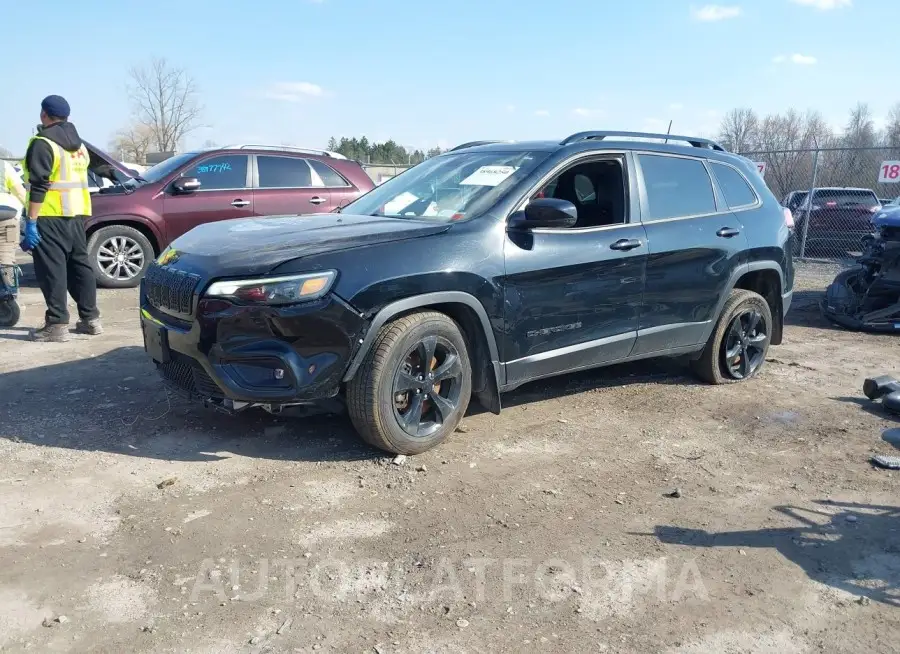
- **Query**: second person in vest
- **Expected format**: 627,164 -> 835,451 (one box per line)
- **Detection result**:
22,95 -> 102,342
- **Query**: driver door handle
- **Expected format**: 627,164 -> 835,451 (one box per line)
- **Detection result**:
716,227 -> 740,238
610,238 -> 642,251
231,199 -> 250,208
309,196 -> 327,205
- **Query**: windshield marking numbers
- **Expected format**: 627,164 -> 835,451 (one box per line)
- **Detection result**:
197,162 -> 232,174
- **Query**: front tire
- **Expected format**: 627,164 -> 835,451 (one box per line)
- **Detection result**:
691,289 -> 772,385
88,225 -> 154,289
347,311 -> 472,455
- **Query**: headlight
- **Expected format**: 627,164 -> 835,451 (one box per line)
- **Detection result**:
205,271 -> 336,305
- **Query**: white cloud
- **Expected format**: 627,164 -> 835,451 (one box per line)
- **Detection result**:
669,103 -> 684,111
789,0 -> 851,9
691,4 -> 742,21
791,53 -> 817,64
534,109 -> 550,117
773,53 -> 817,65
262,81 -> 327,102
506,104 -> 516,113
572,108 -> 604,118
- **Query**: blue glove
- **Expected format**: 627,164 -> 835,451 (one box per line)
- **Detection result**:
20,220 -> 41,252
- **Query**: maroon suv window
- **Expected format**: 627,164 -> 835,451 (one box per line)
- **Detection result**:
308,159 -> 350,187
257,156 -> 313,188
191,155 -> 248,190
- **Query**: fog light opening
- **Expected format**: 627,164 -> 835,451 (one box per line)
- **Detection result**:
273,368 -> 285,380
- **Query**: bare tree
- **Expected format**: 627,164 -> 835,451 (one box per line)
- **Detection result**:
108,123 -> 154,163
718,108 -> 759,153
128,58 -> 202,152
884,103 -> 900,148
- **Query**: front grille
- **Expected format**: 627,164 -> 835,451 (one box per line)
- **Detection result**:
145,264 -> 201,314
156,354 -> 224,399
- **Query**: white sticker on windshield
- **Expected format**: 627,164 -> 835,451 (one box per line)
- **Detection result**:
460,165 -> 518,187
383,191 -> 419,215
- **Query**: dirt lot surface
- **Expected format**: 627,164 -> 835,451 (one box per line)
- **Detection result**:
1,260 -> 898,654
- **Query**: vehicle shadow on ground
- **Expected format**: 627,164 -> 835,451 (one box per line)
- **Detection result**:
647,500 -> 900,607
785,290 -> 838,329
493,357 -> 701,412
831,395 -> 899,421
0,346 -> 382,464
0,346 -> 702,464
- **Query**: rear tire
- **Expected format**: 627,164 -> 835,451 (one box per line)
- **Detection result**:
88,225 -> 154,289
691,289 -> 772,385
347,311 -> 472,455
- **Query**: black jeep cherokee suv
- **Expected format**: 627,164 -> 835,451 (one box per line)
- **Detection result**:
139,130 -> 795,454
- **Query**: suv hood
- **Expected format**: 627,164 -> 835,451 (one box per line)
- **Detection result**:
166,214 -> 453,277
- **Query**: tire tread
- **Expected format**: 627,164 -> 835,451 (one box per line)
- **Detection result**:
691,289 -> 771,385
347,311 -> 470,454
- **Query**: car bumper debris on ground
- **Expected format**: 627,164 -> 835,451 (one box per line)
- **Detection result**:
0,261 -> 898,653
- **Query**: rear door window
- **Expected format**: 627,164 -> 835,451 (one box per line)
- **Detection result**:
190,155 -> 248,190
710,162 -> 758,209
638,154 -> 717,221
257,156 -> 315,188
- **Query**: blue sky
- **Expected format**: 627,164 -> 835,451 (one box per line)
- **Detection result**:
2,0 -> 895,156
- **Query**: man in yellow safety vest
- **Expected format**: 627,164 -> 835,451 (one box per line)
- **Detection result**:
21,95 -> 102,342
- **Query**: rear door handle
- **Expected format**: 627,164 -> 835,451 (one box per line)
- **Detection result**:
716,227 -> 740,238
610,238 -> 642,251
231,199 -> 250,208
309,196 -> 327,205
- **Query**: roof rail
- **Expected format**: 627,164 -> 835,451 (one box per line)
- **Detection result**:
224,144 -> 348,159
560,131 -> 726,152
449,140 -> 512,152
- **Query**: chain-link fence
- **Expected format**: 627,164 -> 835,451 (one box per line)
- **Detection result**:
362,163 -> 410,185
740,146 -> 900,263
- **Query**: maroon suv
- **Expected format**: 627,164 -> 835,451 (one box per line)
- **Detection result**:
86,145 -> 374,287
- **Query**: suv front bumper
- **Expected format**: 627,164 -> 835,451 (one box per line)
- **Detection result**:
139,291 -> 367,409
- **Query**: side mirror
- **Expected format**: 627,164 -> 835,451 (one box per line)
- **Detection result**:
172,177 -> 201,194
509,198 -> 578,229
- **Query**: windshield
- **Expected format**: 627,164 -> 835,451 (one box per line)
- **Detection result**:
137,152 -> 199,185
342,150 -> 550,221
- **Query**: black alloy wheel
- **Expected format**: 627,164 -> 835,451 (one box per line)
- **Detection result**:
347,310 -> 473,455
721,308 -> 768,380
392,335 -> 464,438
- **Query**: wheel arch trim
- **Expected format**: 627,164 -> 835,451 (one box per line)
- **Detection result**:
341,291 -> 501,384
699,261 -> 785,345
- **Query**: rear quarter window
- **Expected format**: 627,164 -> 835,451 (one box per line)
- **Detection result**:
710,162 -> 758,209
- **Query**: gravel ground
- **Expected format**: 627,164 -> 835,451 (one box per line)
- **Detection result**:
0,260 -> 898,654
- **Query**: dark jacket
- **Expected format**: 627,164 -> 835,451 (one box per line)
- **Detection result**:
24,122 -> 84,205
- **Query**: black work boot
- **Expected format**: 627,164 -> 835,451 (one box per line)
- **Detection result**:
74,318 -> 103,335
30,323 -> 70,342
